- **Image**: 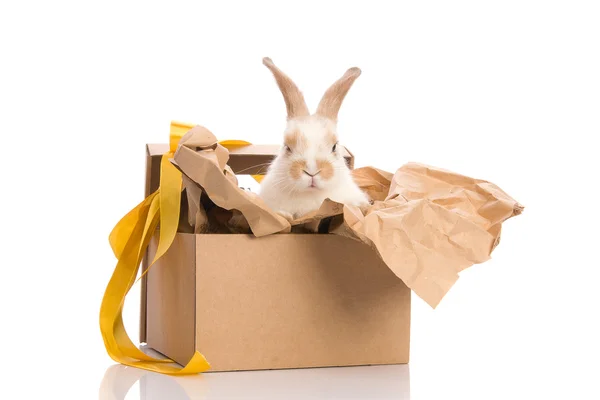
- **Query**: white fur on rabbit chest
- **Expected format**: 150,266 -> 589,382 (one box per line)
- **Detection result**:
259,170 -> 368,218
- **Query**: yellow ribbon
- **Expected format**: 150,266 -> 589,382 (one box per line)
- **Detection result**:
100,121 -> 261,375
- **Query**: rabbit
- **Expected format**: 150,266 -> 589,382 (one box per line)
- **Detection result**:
259,57 -> 370,220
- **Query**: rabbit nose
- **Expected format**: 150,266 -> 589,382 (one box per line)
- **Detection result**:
303,169 -> 321,177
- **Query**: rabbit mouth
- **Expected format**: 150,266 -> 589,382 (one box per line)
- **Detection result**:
308,180 -> 320,189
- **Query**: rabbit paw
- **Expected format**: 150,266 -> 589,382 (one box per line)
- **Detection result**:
277,210 -> 295,223
356,198 -> 374,215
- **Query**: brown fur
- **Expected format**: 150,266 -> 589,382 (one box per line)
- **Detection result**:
326,131 -> 338,147
290,159 -> 308,180
263,58 -> 310,119
316,67 -> 361,122
317,160 -> 334,180
284,131 -> 307,152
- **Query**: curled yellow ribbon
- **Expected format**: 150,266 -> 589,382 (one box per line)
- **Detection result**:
100,121 -> 260,375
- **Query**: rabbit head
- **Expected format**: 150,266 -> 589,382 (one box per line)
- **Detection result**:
259,57 -> 368,217
262,57 -> 360,192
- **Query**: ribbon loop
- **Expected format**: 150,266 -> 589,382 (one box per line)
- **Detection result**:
100,121 -> 256,375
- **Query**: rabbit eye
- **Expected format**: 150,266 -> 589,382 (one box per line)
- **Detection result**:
331,143 -> 338,153
285,145 -> 292,153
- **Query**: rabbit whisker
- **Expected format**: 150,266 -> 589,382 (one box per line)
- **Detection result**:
235,162 -> 274,175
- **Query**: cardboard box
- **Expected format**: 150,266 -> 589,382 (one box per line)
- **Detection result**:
139,135 -> 522,373
140,144 -> 410,372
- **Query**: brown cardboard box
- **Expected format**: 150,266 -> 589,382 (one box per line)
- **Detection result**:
139,135 -> 522,372
140,144 -> 410,372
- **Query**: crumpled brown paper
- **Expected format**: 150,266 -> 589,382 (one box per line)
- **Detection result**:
172,126 -> 523,308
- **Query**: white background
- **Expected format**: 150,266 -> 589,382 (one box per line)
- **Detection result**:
1,1 -> 599,399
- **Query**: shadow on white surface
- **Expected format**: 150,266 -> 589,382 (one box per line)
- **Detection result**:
99,363 -> 410,400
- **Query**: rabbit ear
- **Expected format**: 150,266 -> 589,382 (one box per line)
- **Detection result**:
316,67 -> 361,122
263,57 -> 310,120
